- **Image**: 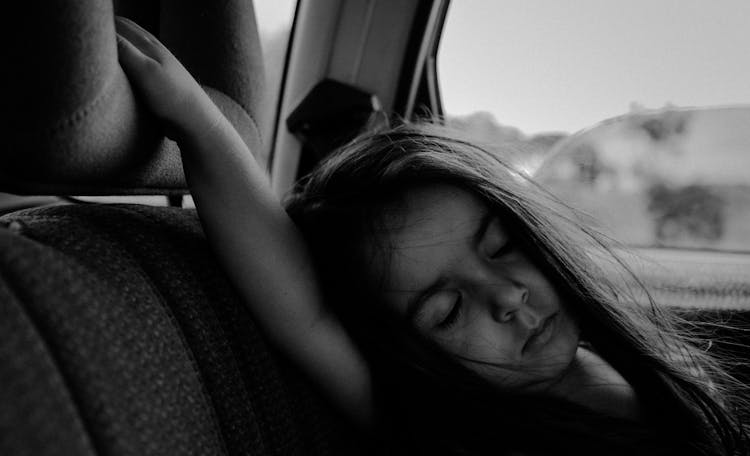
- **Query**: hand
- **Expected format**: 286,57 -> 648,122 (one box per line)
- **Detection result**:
116,16 -> 219,140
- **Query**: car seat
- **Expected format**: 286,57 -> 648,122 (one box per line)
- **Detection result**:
0,1 -> 359,455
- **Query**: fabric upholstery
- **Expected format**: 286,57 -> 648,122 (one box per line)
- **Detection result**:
3,0 -> 265,196
0,204 -> 359,455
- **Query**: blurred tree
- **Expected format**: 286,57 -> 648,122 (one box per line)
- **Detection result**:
447,112 -> 566,174
647,183 -> 726,244
629,109 -> 689,143
569,143 -> 603,185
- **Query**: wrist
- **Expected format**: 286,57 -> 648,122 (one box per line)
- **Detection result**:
170,88 -> 226,145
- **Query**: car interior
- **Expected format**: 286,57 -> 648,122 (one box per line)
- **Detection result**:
2,0 -> 749,454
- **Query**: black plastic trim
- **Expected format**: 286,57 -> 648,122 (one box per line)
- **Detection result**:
266,0 -> 302,174
393,0 -> 451,120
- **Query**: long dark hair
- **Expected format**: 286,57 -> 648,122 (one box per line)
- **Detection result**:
285,123 -> 748,455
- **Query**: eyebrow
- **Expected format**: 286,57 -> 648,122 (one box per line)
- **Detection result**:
404,209 -> 494,321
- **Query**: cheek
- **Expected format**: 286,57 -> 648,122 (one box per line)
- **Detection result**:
464,312 -> 580,389
434,317 -> 521,365
556,310 -> 581,354
528,270 -> 562,312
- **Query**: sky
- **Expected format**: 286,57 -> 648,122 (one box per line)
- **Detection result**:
438,0 -> 750,135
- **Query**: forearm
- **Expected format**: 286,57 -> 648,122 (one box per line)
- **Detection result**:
175,94 -> 325,338
173,95 -> 373,426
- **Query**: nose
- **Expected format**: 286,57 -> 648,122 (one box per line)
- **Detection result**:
487,280 -> 529,324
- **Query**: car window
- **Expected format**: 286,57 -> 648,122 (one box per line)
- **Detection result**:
437,0 -> 750,253
535,107 -> 750,252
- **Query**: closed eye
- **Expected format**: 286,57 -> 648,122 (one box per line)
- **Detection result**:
491,241 -> 515,259
482,216 -> 513,259
436,294 -> 463,329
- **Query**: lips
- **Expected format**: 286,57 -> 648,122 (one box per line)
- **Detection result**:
522,312 -> 558,354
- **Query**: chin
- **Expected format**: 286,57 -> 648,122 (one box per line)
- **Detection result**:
537,313 -> 580,381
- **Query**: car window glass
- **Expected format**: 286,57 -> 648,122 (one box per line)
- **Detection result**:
535,107 -> 750,252
438,0 -> 750,252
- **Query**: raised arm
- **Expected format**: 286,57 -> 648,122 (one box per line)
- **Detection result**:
115,17 -> 373,428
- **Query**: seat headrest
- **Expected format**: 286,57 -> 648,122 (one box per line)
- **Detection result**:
4,0 -> 265,196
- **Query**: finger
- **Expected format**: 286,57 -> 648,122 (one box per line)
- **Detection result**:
116,32 -> 144,57
115,16 -> 169,63
116,33 -> 155,74
115,16 -> 160,47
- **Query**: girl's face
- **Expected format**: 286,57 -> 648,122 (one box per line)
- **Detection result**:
373,184 -> 580,390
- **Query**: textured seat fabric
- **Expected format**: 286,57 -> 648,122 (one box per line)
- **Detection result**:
0,204 -> 358,456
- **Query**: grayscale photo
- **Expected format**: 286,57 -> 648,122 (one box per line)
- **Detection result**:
2,1 -> 749,455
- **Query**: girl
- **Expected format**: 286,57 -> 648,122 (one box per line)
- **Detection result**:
116,17 -> 748,455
